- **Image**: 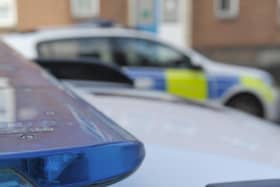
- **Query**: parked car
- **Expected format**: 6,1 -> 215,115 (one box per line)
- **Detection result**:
3,26 -> 279,120
0,41 -> 145,186
73,84 -> 280,187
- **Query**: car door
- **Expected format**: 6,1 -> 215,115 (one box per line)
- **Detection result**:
111,37 -> 208,101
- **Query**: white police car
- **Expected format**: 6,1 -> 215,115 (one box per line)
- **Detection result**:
3,26 -> 280,121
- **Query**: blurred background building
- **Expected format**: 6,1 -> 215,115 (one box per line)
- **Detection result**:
0,0 -> 127,31
193,0 -> 280,67
1,0 -> 280,67
0,0 -> 192,48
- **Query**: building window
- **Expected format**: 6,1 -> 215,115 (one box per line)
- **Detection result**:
70,0 -> 100,19
215,0 -> 239,20
162,0 -> 179,23
0,0 -> 17,28
277,0 -> 280,24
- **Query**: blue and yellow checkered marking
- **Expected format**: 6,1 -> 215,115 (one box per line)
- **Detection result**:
124,68 -> 274,103
241,76 -> 274,103
207,75 -> 239,99
166,69 -> 207,101
124,68 -> 166,91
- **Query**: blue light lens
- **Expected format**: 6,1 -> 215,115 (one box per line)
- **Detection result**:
43,154 -> 78,182
0,141 -> 145,187
0,169 -> 33,187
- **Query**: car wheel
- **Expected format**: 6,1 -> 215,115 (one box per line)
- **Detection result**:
226,93 -> 264,118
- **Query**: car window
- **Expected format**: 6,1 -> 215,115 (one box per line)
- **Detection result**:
112,38 -> 192,68
37,38 -> 113,64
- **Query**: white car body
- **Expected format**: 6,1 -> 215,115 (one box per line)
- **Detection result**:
2,27 -> 279,121
73,87 -> 280,187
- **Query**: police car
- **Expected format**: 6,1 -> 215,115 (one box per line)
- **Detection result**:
2,26 -> 280,120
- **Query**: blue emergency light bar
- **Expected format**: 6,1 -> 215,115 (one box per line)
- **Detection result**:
0,40 -> 145,186
0,141 -> 144,187
0,98 -> 145,187
0,78 -> 146,187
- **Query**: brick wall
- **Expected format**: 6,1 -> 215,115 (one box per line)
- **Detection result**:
193,0 -> 280,66
17,0 -> 73,31
4,0 -> 129,32
100,0 -> 129,25
193,0 -> 280,48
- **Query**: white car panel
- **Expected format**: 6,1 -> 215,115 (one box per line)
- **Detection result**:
74,88 -> 280,186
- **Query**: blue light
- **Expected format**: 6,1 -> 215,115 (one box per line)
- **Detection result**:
0,141 -> 145,187
43,154 -> 78,182
0,169 -> 33,187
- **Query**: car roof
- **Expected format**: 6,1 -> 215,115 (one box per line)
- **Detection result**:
2,26 -> 189,59
6,26 -> 156,41
76,86 -> 280,168
114,144 -> 280,187
74,87 -> 280,186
